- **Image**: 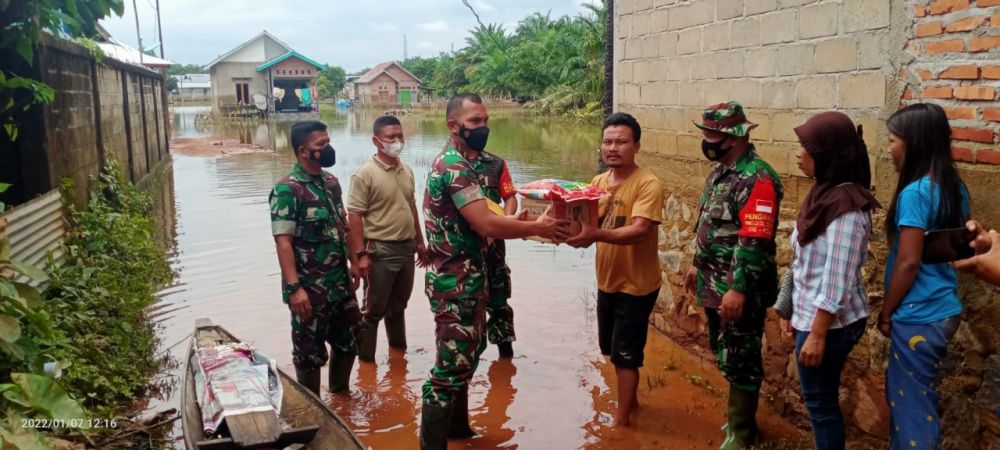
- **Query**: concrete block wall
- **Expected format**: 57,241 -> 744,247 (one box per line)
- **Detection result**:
126,74 -> 152,183
98,66 -> 130,170
0,35 -> 170,208
615,0 -> 1000,447
37,42 -> 102,207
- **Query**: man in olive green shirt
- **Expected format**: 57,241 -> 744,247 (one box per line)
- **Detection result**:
348,115 -> 428,363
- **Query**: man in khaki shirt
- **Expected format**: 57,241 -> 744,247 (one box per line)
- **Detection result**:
348,115 -> 428,363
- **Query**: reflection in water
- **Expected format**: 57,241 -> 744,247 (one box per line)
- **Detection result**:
155,106 -> 801,449
473,360 -> 518,449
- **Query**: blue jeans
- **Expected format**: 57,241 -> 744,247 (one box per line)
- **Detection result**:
794,318 -> 867,450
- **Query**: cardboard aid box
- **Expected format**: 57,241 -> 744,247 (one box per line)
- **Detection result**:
519,196 -> 599,243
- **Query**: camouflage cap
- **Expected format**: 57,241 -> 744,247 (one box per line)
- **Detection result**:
693,101 -> 758,137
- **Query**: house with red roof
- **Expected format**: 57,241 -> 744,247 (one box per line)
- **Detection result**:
352,61 -> 422,106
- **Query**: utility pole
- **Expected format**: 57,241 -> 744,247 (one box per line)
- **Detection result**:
156,0 -> 165,59
403,33 -> 408,61
155,0 -> 170,146
132,0 -> 143,65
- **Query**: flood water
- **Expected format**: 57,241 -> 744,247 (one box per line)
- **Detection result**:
156,106 -> 802,449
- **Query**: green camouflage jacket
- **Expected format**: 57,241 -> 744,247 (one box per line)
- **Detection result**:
423,143 -> 489,301
269,163 -> 354,303
470,151 -> 515,298
693,146 -> 782,310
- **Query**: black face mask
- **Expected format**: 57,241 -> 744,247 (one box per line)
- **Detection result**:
701,137 -> 730,162
307,144 -> 336,167
458,124 -> 489,152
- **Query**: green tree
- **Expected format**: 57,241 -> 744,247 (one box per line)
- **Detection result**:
1,0 -> 125,140
167,63 -> 204,76
316,64 -> 347,98
401,56 -> 438,85
397,2 -> 605,117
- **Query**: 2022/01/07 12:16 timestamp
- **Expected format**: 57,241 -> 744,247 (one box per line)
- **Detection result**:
21,418 -> 119,429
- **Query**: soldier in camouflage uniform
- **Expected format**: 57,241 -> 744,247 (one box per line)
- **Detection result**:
683,102 -> 782,450
420,93 -> 569,450
469,151 -> 518,358
270,120 -> 362,396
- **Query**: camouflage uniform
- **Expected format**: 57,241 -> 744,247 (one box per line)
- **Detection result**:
421,143 -> 489,408
470,151 -> 516,345
270,163 -> 361,370
693,145 -> 782,391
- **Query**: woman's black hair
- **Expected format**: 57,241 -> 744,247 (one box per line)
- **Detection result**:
885,103 -> 967,241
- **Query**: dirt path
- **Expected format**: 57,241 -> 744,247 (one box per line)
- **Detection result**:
169,137 -> 273,157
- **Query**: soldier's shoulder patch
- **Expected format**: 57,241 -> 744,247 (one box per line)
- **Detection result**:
737,178 -> 777,239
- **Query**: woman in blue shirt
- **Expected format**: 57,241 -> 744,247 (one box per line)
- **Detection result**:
880,103 -> 969,450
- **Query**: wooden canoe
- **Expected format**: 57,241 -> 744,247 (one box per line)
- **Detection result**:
181,318 -> 364,450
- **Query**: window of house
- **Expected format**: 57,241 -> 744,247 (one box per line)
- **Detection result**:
235,82 -> 249,104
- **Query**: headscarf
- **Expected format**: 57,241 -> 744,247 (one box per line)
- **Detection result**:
794,111 -> 881,246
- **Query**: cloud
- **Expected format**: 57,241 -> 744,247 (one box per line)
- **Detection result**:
369,21 -> 401,33
417,20 -> 449,32
416,41 -> 439,51
469,0 -> 497,12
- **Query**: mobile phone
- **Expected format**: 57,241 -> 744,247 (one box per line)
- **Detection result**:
922,227 -> 977,264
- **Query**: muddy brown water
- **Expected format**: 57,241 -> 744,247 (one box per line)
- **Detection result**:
155,106 -> 802,449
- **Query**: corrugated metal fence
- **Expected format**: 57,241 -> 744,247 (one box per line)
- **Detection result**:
0,190 -> 66,274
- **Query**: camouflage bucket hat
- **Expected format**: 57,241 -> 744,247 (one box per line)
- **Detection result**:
694,101 -> 758,137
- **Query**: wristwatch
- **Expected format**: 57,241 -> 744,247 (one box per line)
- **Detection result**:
283,281 -> 302,296
355,250 -> 370,259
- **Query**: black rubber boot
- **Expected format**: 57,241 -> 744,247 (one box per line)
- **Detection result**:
497,341 -> 514,358
294,367 -> 321,396
419,403 -> 453,450
720,386 -> 760,450
328,352 -> 356,393
385,313 -> 407,349
447,386 -> 476,439
358,322 -> 378,363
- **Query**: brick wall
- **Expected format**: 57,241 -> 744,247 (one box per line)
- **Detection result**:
615,0 -> 1000,447
903,0 -> 1000,162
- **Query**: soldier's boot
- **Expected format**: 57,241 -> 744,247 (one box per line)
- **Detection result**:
419,403 -> 453,450
447,386 -> 476,439
719,387 -> 760,450
385,314 -> 407,349
328,352 -> 356,393
358,322 -> 379,363
497,341 -> 514,358
295,367 -> 321,396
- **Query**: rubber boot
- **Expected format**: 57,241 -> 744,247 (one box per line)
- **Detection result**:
358,322 -> 378,363
419,403 -> 453,450
719,387 -> 760,450
448,386 -> 475,439
295,367 -> 321,396
497,341 -> 513,358
385,313 -> 407,349
328,352 -> 356,393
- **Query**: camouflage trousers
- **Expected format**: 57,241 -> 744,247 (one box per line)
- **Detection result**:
422,296 -> 487,408
705,305 -> 766,392
290,287 -> 362,370
486,290 -> 515,345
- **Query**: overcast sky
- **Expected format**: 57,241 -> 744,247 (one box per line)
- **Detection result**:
99,0 -> 599,72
